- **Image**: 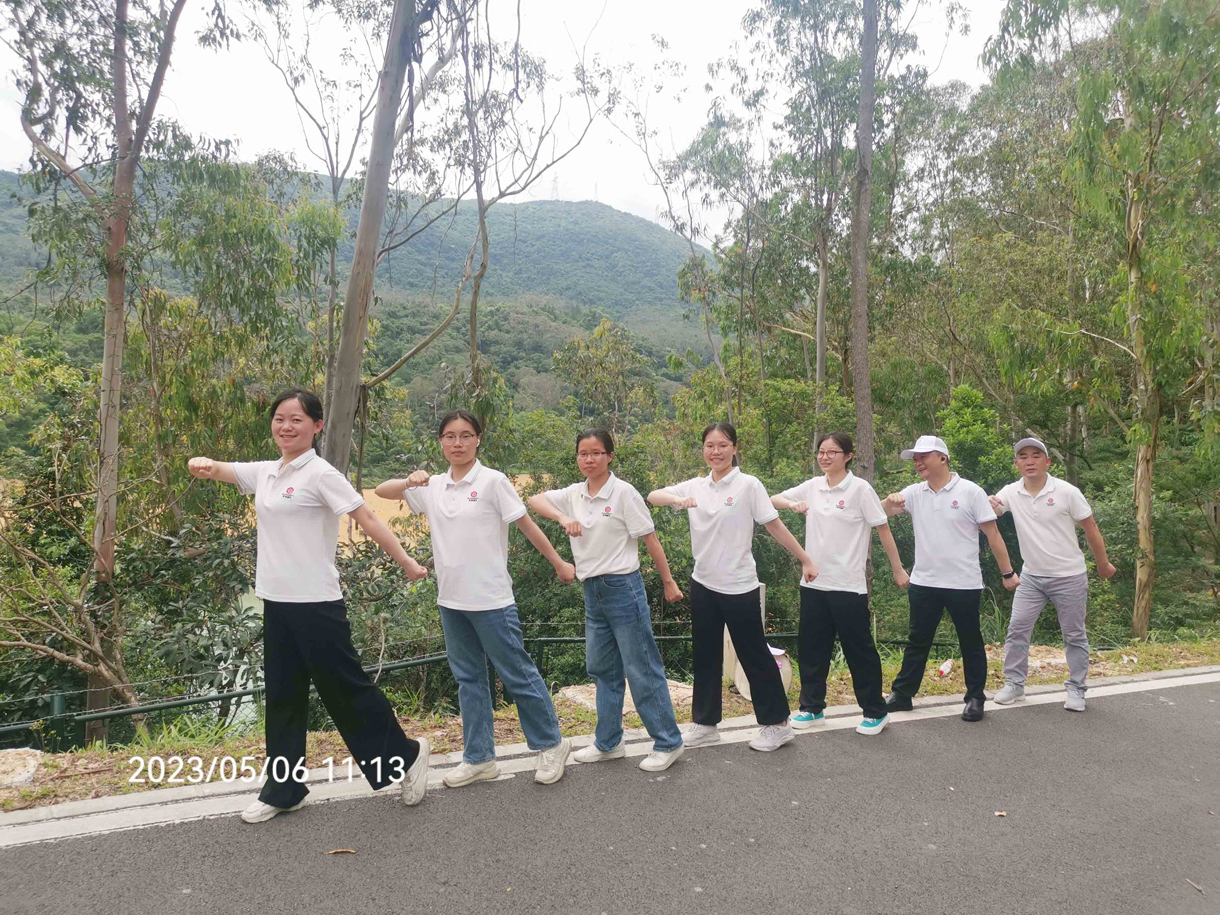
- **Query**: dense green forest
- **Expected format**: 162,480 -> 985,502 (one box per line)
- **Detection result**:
0,0 -> 1216,747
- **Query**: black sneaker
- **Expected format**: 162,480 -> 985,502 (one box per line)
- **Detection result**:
885,692 -> 914,712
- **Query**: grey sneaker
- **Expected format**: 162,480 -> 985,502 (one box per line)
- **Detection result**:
442,759 -> 500,788
639,745 -> 684,772
994,682 -> 1026,705
535,737 -> 571,784
682,723 -> 721,748
400,738 -> 430,806
573,742 -> 625,763
1064,690 -> 1086,712
748,722 -> 795,752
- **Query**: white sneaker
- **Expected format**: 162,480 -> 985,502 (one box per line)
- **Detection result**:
749,722 -> 795,752
573,742 -> 625,763
535,737 -> 571,784
639,745 -> 684,772
442,759 -> 500,788
240,798 -> 306,824
994,682 -> 1025,705
1064,691 -> 1086,712
400,738 -> 430,806
682,723 -> 721,748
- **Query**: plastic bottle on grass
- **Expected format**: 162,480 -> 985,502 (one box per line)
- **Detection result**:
937,659 -> 954,678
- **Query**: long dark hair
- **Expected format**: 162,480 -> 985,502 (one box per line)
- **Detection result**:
269,388 -> 323,452
701,421 -> 740,467
438,409 -> 482,438
575,428 -> 614,457
816,431 -> 854,466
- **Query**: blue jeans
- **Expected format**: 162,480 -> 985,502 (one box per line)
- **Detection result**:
583,571 -> 682,753
440,603 -> 563,765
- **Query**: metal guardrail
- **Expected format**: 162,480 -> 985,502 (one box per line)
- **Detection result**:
0,632 -> 954,751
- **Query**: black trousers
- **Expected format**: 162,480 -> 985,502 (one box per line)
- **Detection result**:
797,588 -> 886,719
890,584 -> 987,703
260,599 -> 420,808
691,579 -> 789,727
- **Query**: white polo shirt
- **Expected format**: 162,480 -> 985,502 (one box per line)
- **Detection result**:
232,449 -> 365,602
780,472 -> 888,595
544,474 -> 655,581
900,473 -> 997,590
664,467 -> 779,595
401,460 -> 527,611
994,474 -> 1092,578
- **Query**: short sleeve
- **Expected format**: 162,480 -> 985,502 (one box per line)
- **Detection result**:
993,483 -> 1014,516
971,484 -> 997,524
750,477 -> 780,524
664,478 -> 696,501
859,482 -> 887,527
899,483 -> 920,515
401,482 -> 429,515
621,485 -> 656,539
316,466 -> 364,516
1068,485 -> 1093,523
495,473 -> 527,524
543,484 -> 576,519
232,461 -> 263,496
780,479 -> 813,504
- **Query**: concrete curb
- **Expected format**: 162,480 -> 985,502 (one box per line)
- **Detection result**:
0,662 -> 1217,847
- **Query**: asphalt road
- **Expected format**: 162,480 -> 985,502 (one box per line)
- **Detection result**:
2,682 -> 1218,915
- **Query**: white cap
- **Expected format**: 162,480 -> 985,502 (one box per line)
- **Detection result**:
1013,437 -> 1048,456
900,435 -> 949,460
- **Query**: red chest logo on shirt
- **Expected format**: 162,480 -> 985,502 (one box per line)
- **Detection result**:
724,495 -> 734,507
467,490 -> 479,502
603,506 -> 612,515
1046,497 -> 1055,506
282,486 -> 295,500
837,499 -> 846,509
951,500 -> 960,509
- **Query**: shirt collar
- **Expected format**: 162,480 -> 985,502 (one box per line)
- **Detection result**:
273,448 -> 317,476
707,466 -> 741,487
580,473 -> 618,501
919,472 -> 961,494
442,459 -> 484,488
1017,473 -> 1058,499
819,470 -> 855,492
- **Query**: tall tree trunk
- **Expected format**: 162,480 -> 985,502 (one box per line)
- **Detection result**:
848,0 -> 878,483
322,242 -> 339,421
815,229 -> 829,435
324,0 -> 416,475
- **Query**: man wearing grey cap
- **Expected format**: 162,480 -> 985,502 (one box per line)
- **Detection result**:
882,436 -> 1020,721
989,438 -> 1117,712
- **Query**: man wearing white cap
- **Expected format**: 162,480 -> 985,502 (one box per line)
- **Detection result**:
989,437 -> 1117,712
882,435 -> 1020,721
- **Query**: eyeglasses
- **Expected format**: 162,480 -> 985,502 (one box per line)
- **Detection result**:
703,444 -> 733,453
577,451 -> 608,460
440,432 -> 477,444
816,450 -> 844,458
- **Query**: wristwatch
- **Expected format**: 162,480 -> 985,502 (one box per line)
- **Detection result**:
1002,570 -> 1016,579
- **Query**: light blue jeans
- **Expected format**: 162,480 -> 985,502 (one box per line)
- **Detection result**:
439,603 -> 563,764
583,571 -> 682,753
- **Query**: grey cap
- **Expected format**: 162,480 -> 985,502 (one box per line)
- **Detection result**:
1013,437 -> 1048,456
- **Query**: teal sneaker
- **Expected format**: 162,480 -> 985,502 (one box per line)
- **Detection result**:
792,710 -> 825,730
855,714 -> 889,736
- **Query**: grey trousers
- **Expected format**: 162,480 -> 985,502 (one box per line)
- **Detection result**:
1003,572 -> 1090,693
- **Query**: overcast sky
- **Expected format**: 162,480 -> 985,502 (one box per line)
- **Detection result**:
0,0 -> 1001,225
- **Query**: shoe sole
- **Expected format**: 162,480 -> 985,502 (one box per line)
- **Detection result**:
442,764 -> 501,788
748,733 -> 795,752
791,718 -> 824,730
961,712 -> 985,722
241,799 -> 306,824
855,722 -> 888,736
1064,703 -> 1086,712
573,746 -> 626,764
639,746 -> 684,772
534,740 -> 571,785
682,733 -> 721,748
994,695 -> 1026,705
401,738 -> 430,806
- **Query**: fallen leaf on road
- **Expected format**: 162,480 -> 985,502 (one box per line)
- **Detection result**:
1185,878 -> 1206,897
325,849 -> 357,855
994,812 -> 1007,817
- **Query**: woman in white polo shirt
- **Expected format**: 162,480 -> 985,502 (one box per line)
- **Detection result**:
527,428 -> 686,773
770,432 -> 910,737
648,422 -> 818,752
187,388 -> 432,824
375,410 -> 574,788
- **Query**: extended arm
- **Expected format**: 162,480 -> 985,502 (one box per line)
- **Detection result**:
882,492 -> 907,517
1079,516 -> 1117,578
527,493 -> 583,537
874,522 -> 909,589
374,469 -> 430,501
642,532 -> 683,602
763,517 -> 818,582
187,457 -> 239,485
979,520 -> 1019,589
648,488 -> 695,509
770,493 -> 808,513
349,504 -> 427,579
514,514 -> 576,583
